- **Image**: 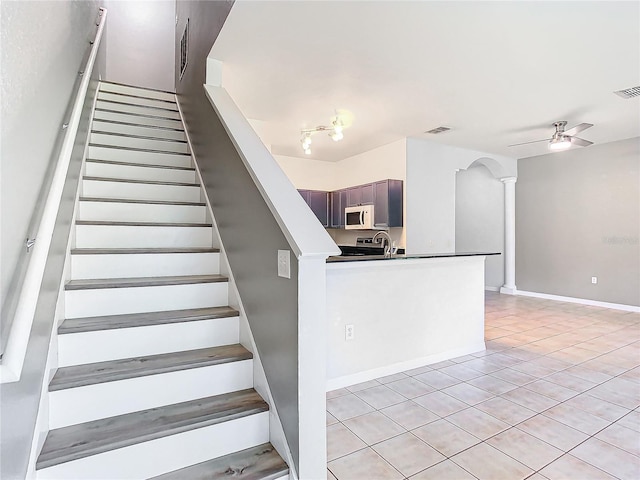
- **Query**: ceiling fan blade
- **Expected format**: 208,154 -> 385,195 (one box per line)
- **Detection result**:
570,137 -> 593,147
563,123 -> 593,137
508,139 -> 548,147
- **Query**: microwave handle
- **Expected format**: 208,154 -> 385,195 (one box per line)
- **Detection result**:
360,210 -> 364,226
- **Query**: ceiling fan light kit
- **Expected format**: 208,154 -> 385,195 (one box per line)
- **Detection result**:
300,116 -> 345,154
508,120 -> 594,151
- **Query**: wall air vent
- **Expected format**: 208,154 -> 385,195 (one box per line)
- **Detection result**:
613,86 -> 640,99
179,19 -> 189,80
425,126 -> 451,134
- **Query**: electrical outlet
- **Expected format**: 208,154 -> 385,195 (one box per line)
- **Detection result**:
591,276 -> 598,284
345,324 -> 355,341
278,250 -> 290,279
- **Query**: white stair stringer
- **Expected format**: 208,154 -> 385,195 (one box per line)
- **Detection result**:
34,82 -> 288,479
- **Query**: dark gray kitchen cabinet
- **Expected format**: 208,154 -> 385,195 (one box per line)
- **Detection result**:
373,179 -> 403,228
346,183 -> 374,207
330,190 -> 347,228
298,189 -> 329,227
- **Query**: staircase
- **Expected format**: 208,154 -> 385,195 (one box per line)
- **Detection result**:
35,82 -> 289,480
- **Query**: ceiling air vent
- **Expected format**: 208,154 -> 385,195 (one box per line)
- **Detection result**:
613,86 -> 640,99
425,126 -> 451,134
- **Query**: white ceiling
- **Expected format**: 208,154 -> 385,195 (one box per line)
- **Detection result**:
210,1 -> 640,162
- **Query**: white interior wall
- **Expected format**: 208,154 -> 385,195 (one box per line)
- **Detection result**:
103,0 -> 176,91
406,138 -> 516,254
456,164 -> 505,289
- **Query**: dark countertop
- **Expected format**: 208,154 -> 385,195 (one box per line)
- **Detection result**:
327,251 -> 501,263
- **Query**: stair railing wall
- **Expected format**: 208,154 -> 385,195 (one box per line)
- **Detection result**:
174,4 -> 339,478
0,8 -> 106,479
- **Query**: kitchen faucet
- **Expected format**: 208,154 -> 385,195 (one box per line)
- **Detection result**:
372,231 -> 394,257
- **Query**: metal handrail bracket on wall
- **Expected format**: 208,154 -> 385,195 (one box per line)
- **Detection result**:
0,7 -> 108,384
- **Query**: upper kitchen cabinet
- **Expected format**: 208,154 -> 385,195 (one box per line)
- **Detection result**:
346,184 -> 374,207
330,190 -> 347,228
374,179 -> 403,228
298,189 -> 329,227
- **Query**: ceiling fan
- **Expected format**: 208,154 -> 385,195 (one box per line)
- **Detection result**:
509,121 -> 594,151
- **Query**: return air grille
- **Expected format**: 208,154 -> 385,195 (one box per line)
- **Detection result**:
614,86 -> 640,99
425,126 -> 451,134
179,19 -> 189,80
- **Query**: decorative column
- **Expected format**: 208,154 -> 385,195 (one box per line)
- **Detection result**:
500,177 -> 517,294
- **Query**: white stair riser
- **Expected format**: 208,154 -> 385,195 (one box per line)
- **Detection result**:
75,225 -> 212,249
84,162 -> 195,183
90,133 -> 189,154
82,180 -> 200,202
96,100 -> 181,120
58,316 -> 239,366
71,252 -> 218,279
37,412 -> 269,480
97,92 -> 178,111
87,146 -> 191,168
93,109 -> 183,129
77,202 -> 206,224
49,360 -> 253,428
92,121 -> 186,141
65,282 -> 229,318
99,83 -> 175,102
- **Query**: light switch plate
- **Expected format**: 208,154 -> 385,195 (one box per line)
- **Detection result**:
278,250 -> 291,279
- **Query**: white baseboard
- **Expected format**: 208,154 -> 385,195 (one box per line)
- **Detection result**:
484,286 -> 500,292
516,290 -> 640,313
326,342 -> 486,392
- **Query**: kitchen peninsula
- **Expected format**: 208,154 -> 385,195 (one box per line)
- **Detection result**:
325,252 -> 499,390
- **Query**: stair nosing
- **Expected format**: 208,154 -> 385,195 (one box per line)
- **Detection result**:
94,107 -> 184,123
75,220 -> 210,227
49,344 -> 251,391
85,158 -> 194,171
92,118 -> 185,132
83,176 -> 198,187
88,143 -> 191,156
78,196 -> 205,206
36,389 -> 267,470
99,80 -> 177,96
148,442 -> 289,480
90,130 -> 188,145
65,274 -> 226,291
58,306 -> 237,334
97,90 -> 178,105
70,247 -> 219,255
96,98 -> 179,113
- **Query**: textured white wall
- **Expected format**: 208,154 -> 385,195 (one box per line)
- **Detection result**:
456,164 -> 505,289
103,0 -> 176,91
0,0 -> 100,316
406,138 -> 516,254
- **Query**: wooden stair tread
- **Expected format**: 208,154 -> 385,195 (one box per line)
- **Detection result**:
97,90 -> 177,105
70,247 -> 219,255
75,220 -> 211,227
79,197 -> 205,206
65,274 -> 227,290
83,175 -> 197,187
150,443 -> 289,480
36,389 -> 267,470
58,306 -> 238,334
86,158 -> 193,170
91,118 -> 185,132
89,143 -> 190,156
97,98 -> 179,113
49,344 -> 252,391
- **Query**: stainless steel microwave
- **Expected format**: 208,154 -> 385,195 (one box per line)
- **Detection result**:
345,205 -> 374,230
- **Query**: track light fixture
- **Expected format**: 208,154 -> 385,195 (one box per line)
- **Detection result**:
300,116 -> 345,154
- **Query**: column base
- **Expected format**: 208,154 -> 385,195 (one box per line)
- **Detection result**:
500,285 -> 517,295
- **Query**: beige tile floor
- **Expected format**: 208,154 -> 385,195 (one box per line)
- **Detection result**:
326,292 -> 640,480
